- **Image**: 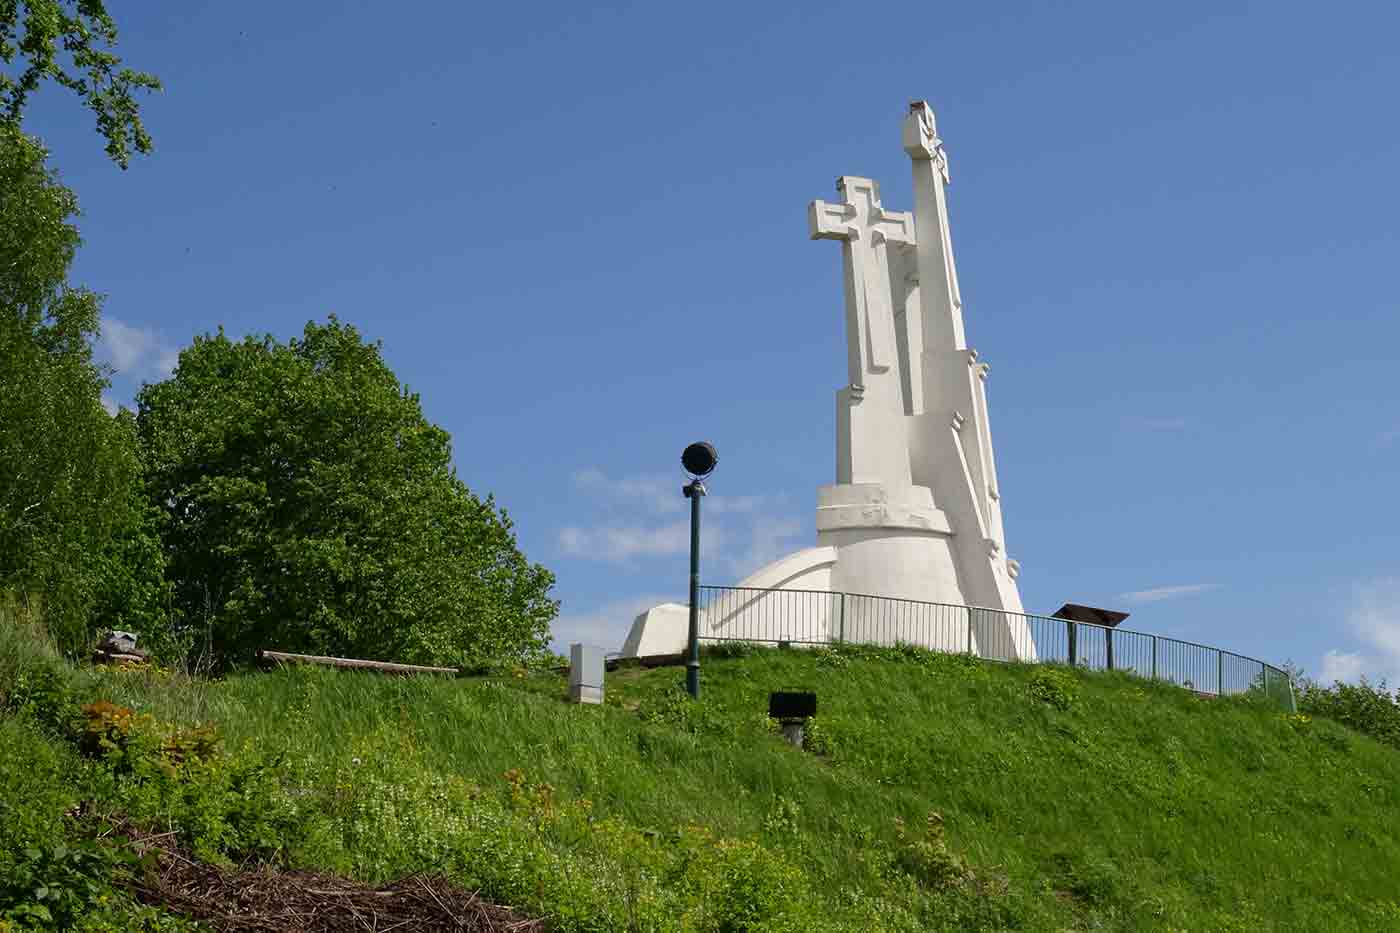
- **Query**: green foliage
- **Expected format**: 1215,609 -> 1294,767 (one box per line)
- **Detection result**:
1047,849 -> 1124,906
0,1 -> 161,167
801,716 -> 834,756
1026,667 -> 1079,711
0,718 -> 197,931
892,812 -> 973,891
0,598 -> 81,734
135,317 -> 559,671
0,127 -> 169,657
5,664 -> 79,736
671,823 -> 807,932
7,639 -> 1400,930
0,838 -> 156,931
814,641 -> 988,679
638,685 -> 737,737
704,640 -> 765,659
1296,676 -> 1400,750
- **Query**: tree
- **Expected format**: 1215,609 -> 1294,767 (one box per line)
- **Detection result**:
0,124 -> 168,654
136,318 -> 559,670
1,0 -> 160,168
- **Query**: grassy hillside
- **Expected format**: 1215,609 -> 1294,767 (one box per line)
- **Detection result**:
3,615 -> 1399,931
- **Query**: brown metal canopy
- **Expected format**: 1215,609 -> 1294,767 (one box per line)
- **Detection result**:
1052,603 -> 1130,628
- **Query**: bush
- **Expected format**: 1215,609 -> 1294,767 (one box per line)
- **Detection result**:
672,824 -> 808,932
0,718 -> 195,932
1027,668 -> 1078,712
1048,850 -> 1123,907
802,717 -> 835,757
893,812 -> 973,891
1296,678 -> 1400,750
0,603 -> 80,735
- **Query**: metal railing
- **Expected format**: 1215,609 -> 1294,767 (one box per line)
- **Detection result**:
697,585 -> 1295,712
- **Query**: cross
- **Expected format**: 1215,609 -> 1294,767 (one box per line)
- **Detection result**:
809,176 -> 915,382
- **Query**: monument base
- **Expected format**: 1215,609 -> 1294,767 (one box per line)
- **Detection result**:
619,483 -> 1037,661
619,602 -> 689,658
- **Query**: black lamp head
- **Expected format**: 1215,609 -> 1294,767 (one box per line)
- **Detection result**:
681,441 -> 718,478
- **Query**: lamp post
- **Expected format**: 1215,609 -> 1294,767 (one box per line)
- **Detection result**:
681,441 -> 718,699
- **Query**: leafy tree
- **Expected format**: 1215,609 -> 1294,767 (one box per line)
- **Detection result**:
0,124 -> 168,654
1,0 -> 161,168
136,318 -> 559,670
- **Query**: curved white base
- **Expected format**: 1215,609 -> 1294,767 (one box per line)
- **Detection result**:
619,483 -> 1037,661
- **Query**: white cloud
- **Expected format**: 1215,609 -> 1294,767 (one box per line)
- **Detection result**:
727,517 -> 803,581
572,469 -> 684,515
1317,578 -> 1400,686
1119,583 -> 1221,603
557,520 -> 725,563
1318,650 -> 1368,684
99,318 -> 178,380
549,592 -> 679,653
709,493 -> 774,515
557,467 -> 804,590
101,319 -> 152,372
100,394 -> 119,416
155,347 -> 181,378
570,468 -> 779,516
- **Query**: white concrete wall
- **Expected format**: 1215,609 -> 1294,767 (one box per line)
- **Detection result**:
705,547 -> 839,645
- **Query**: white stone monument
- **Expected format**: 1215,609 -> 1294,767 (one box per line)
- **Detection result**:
623,101 -> 1036,661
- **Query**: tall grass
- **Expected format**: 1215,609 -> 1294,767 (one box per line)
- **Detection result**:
0,592 -> 65,698
62,642 -> 1400,931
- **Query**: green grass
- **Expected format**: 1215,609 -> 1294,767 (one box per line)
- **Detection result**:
4,613 -> 1400,931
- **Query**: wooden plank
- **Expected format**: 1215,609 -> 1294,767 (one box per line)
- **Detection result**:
257,649 -> 458,676
93,651 -> 148,665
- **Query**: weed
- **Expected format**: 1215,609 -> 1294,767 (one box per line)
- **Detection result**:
1027,668 -> 1078,711
802,717 -> 835,756
762,794 -> 802,838
893,812 -> 973,890
704,640 -> 764,659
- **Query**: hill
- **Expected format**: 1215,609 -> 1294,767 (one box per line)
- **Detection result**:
2,616 -> 1399,931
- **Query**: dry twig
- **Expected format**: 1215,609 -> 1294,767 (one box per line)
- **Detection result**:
114,824 -> 546,932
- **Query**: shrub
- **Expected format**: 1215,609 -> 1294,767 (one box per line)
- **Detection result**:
1027,668 -> 1078,711
1296,678 -> 1400,750
1048,850 -> 1122,907
673,824 -> 808,932
0,612 -> 79,736
637,686 -> 733,737
893,812 -> 974,891
802,717 -> 835,757
0,717 -> 196,932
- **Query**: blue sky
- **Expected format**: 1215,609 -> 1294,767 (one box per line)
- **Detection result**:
17,1 -> 1398,683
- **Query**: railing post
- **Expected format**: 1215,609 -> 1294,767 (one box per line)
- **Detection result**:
1151,635 -> 1157,680
967,606 -> 975,655
1217,650 -> 1224,696
1067,619 -> 1077,667
838,592 -> 846,644
1105,628 -> 1114,671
